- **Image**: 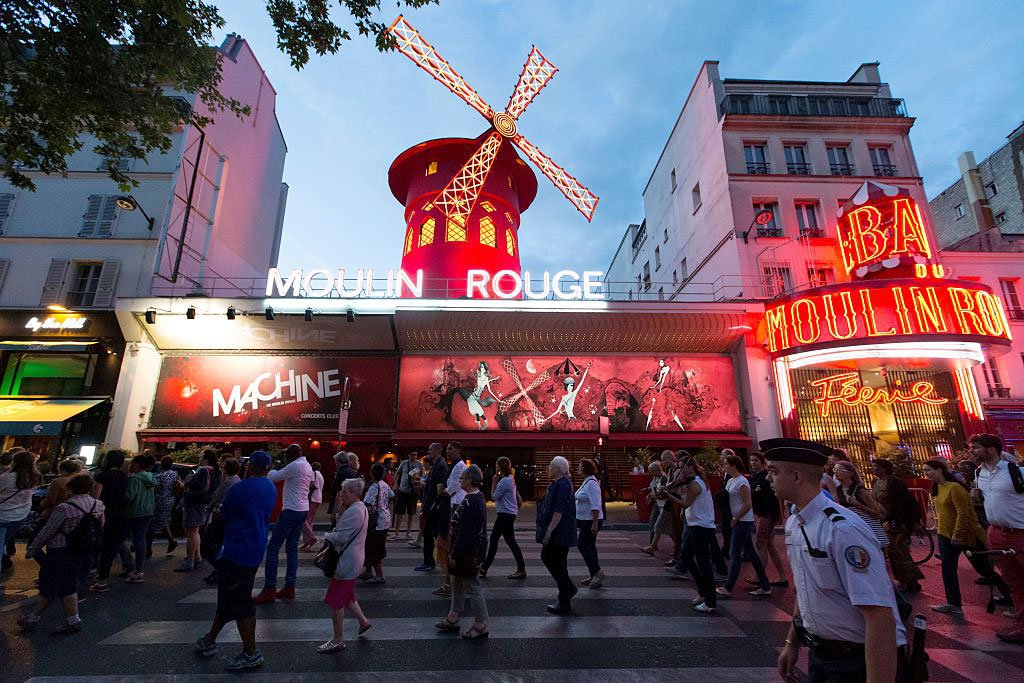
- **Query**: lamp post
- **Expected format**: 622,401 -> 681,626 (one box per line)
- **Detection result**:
114,195 -> 156,231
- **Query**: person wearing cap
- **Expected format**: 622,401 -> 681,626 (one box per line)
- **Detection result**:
194,450 -> 278,672
766,438 -> 907,682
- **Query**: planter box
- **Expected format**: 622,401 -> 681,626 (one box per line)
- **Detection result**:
630,472 -> 654,523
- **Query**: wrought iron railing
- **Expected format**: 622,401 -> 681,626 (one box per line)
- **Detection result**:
720,94 -> 908,119
757,227 -> 784,238
1007,308 -> 1024,321
786,163 -> 811,176
800,228 -> 825,238
829,163 -> 855,176
746,162 -> 770,174
872,164 -> 898,177
988,385 -> 1012,399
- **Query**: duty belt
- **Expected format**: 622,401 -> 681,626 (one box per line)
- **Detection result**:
794,616 -> 864,658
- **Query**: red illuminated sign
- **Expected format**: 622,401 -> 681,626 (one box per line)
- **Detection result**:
810,371 -> 948,418
836,187 -> 934,277
763,279 -> 1012,355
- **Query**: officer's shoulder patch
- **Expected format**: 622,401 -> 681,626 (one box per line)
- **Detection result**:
844,545 -> 871,571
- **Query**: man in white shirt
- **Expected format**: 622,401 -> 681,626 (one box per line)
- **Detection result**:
446,442 -> 468,507
971,432 -> 1024,644
253,444 -> 313,604
434,441 -> 467,598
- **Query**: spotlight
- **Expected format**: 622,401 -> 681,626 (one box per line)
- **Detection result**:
144,309 -> 157,324
186,306 -> 197,320
346,308 -> 356,323
304,308 -> 314,322
265,307 -> 275,321
226,306 -> 236,320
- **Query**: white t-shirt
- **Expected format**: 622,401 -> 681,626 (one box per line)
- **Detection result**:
978,460 -> 1024,529
684,476 -> 716,528
310,470 -> 324,504
725,475 -> 754,522
268,456 -> 314,512
0,472 -> 35,523
574,475 -> 604,521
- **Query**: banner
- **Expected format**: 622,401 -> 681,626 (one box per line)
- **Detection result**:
397,355 -> 741,433
150,355 -> 397,430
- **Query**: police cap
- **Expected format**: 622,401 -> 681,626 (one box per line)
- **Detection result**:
759,437 -> 833,466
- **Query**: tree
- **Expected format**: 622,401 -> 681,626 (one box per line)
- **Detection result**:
0,0 -> 437,191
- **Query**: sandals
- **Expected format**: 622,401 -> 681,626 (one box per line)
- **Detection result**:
638,545 -> 655,556
435,619 -> 460,633
317,640 -> 346,653
358,621 -> 373,635
462,625 -> 489,640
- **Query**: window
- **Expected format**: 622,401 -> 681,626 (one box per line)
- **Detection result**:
419,217 -> 435,246
0,260 -> 8,296
762,263 -> 793,298
479,216 -> 496,247
66,263 -> 103,307
663,227 -> 668,243
80,195 -> 119,237
504,211 -> 514,225
954,203 -> 965,219
680,258 -> 688,281
636,275 -> 642,293
423,201 -> 434,211
670,169 -> 677,193
672,270 -> 678,284
0,193 -> 15,234
403,226 -> 414,254
827,145 -> 854,176
654,246 -> 661,270
643,262 -> 651,290
691,183 -> 702,212
985,182 -> 998,199
425,161 -> 438,176
795,200 -> 822,237
445,217 -> 466,242
784,145 -> 809,175
1001,280 -> 1023,319
869,146 -> 896,176
754,200 -> 781,237
658,287 -> 665,301
0,352 -> 93,396
807,264 -> 835,288
505,228 -> 515,256
480,201 -> 495,213
995,212 -> 1006,225
981,361 -> 1009,398
98,157 -> 131,172
744,143 -> 769,174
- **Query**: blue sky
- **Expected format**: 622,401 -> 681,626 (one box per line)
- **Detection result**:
214,0 -> 1024,276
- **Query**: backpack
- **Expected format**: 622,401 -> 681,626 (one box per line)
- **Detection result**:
976,462 -> 1024,495
66,500 -> 103,557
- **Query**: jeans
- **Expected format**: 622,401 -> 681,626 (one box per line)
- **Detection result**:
483,512 -> 524,571
451,574 -> 489,623
263,508 -> 307,589
0,518 -> 27,557
938,534 -> 1010,608
422,513 -> 437,567
724,520 -> 769,591
678,526 -> 717,607
127,516 -> 152,574
576,519 -> 602,576
541,543 -> 574,606
96,521 -> 128,582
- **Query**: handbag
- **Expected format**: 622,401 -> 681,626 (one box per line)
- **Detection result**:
314,507 -> 366,578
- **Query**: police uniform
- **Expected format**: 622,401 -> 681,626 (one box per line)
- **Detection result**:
763,438 -> 907,682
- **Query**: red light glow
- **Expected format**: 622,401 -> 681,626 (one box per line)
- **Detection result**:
837,194 -> 933,276
810,371 -> 948,418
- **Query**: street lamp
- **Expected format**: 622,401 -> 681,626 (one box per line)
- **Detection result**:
736,209 -> 775,244
114,195 -> 156,231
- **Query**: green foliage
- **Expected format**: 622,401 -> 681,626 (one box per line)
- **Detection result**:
695,439 -> 722,477
168,442 -> 207,464
891,442 -> 920,479
629,447 -> 655,470
1,0 -> 437,190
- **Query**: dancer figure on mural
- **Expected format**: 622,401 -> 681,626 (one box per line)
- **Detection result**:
540,363 -> 592,425
645,359 -> 686,431
455,361 -> 501,430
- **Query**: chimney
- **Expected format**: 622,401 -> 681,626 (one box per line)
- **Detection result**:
958,151 -> 995,233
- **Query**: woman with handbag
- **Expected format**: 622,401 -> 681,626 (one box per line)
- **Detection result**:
360,463 -> 393,584
436,464 -> 489,639
318,478 -> 372,653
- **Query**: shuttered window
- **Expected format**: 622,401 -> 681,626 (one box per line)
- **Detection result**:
64,260 -> 120,307
0,260 -> 9,296
39,259 -> 70,306
80,195 -> 119,237
0,193 -> 15,234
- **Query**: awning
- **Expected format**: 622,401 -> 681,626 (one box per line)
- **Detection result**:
136,430 -> 390,444
0,340 -> 99,352
0,398 -> 107,436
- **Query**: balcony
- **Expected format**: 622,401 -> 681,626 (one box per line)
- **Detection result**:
830,163 -> 855,176
873,164 -> 899,176
988,385 -> 1012,399
720,94 -> 908,118
786,163 -> 811,176
1008,307 -> 1024,321
746,162 -> 770,175
757,227 -> 784,238
800,228 -> 825,239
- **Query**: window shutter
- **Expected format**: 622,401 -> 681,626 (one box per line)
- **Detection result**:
0,193 -> 15,234
80,195 -> 102,236
39,259 -> 69,306
0,259 -> 9,295
91,260 -> 121,307
96,196 -> 118,237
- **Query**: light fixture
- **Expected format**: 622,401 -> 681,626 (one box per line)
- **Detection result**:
114,195 -> 156,231
346,308 -> 356,323
226,306 -> 237,320
144,309 -> 157,324
304,308 -> 314,322
186,306 -> 197,320
265,307 -> 275,321
737,209 -> 775,244
47,304 -> 69,312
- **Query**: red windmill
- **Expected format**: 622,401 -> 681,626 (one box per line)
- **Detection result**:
386,16 -> 599,298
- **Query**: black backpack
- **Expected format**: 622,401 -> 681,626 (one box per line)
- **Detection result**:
66,500 -> 103,556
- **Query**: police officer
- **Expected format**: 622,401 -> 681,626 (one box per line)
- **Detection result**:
764,438 -> 907,682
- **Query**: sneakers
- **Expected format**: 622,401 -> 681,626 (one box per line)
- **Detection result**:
414,563 -> 435,572
580,576 -> 592,586
588,571 -> 605,589
125,572 -> 144,584
357,572 -> 373,581
365,576 -> 386,584
173,559 -> 195,573
930,603 -> 964,616
507,570 -> 527,580
194,635 -> 218,657
408,539 -> 422,548
996,628 -> 1024,644
692,602 -> 716,614
715,587 -> 732,599
51,619 -> 82,635
432,585 -> 452,597
88,582 -> 109,593
749,588 -> 772,597
276,586 -> 296,601
252,587 -> 278,604
664,566 -> 689,580
225,650 -> 264,671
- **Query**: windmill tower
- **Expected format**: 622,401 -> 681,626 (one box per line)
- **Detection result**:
386,16 -> 599,298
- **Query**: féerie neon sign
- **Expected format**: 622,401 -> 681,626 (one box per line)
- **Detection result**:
810,371 -> 948,418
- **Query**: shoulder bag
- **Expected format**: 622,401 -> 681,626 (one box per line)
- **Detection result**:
314,506 -> 367,578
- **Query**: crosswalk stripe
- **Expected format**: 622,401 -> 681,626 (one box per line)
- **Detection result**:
99,615 -> 748,645
357,551 -> 664,561
255,565 -> 693,578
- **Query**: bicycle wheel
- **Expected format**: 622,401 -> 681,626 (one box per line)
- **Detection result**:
908,528 -> 935,565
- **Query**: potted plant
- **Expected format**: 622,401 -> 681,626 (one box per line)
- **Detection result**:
892,443 -> 929,490
628,447 -> 656,521
694,440 -> 724,493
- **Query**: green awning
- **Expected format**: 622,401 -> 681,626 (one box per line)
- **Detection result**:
0,398 -> 106,436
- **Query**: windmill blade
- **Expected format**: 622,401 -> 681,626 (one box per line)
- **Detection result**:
433,131 -> 504,225
512,133 -> 599,221
506,46 -> 558,120
388,16 -> 494,121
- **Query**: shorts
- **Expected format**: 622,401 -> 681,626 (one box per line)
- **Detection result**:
184,504 -> 208,530
395,490 -> 417,515
215,557 -> 258,623
653,506 -> 672,534
754,515 -> 777,539
324,578 -> 357,610
365,529 -> 388,563
38,547 -> 79,599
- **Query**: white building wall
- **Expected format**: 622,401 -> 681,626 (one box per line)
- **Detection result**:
104,342 -> 163,449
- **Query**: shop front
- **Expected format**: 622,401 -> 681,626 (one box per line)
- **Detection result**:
0,309 -> 124,461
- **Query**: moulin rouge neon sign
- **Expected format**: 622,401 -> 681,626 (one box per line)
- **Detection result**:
810,371 -> 948,418
837,197 -> 933,276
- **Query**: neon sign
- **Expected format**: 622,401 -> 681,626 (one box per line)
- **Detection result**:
810,371 -> 948,418
836,186 -> 934,277
24,316 -> 89,333
763,279 -> 1012,355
